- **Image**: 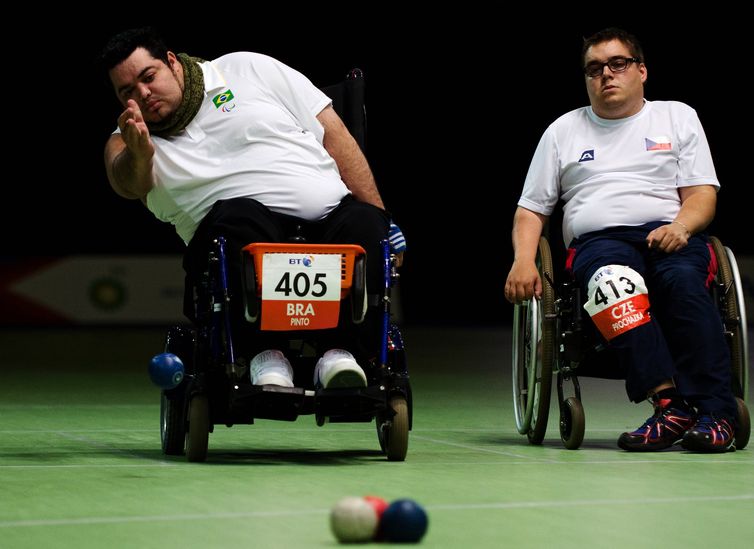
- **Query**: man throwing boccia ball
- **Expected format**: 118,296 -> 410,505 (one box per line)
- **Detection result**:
100,28 -> 406,389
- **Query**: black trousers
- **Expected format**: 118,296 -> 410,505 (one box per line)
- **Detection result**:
183,196 -> 390,364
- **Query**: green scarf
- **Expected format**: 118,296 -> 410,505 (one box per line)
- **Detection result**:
147,53 -> 205,138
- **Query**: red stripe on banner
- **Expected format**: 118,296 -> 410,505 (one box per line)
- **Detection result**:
0,258 -> 70,325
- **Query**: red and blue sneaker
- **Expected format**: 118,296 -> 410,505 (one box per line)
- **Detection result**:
681,415 -> 735,453
618,396 -> 694,451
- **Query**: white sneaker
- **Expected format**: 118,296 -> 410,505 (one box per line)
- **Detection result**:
314,349 -> 367,388
250,350 -> 294,387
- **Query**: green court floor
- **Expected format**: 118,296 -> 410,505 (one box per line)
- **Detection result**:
1,328 -> 752,548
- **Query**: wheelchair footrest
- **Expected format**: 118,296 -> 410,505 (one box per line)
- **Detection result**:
315,385 -> 387,421
227,384 -> 389,422
230,385 -> 310,422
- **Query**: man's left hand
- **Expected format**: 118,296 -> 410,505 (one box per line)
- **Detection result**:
647,222 -> 690,253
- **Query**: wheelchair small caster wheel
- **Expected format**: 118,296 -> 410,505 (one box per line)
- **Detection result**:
186,394 -> 209,462
560,397 -> 585,450
376,396 -> 409,461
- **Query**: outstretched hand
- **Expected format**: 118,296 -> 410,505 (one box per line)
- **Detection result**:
118,99 -> 154,161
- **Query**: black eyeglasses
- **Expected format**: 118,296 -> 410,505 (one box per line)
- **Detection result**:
583,56 -> 641,78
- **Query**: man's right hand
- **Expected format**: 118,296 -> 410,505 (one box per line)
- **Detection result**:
504,260 -> 542,304
118,99 -> 154,160
105,99 -> 156,199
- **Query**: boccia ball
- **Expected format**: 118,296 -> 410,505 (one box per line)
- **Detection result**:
363,495 -> 389,540
330,496 -> 378,543
363,495 -> 388,519
148,353 -> 185,389
381,498 -> 428,543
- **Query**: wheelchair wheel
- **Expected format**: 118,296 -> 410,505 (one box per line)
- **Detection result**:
709,237 -> 749,401
185,394 -> 209,462
735,397 -> 750,450
377,396 -> 409,461
160,391 -> 186,455
161,326 -> 193,456
512,237 -> 555,444
559,397 -> 585,450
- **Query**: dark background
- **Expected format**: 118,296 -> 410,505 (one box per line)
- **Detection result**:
3,11 -> 749,325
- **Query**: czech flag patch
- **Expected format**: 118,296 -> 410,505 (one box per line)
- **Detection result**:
645,136 -> 672,151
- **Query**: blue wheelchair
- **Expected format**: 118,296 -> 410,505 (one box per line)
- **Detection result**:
513,235 -> 750,450
151,69 -> 412,462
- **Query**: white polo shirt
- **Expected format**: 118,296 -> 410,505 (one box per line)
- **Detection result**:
519,100 -> 719,246
143,52 -> 349,244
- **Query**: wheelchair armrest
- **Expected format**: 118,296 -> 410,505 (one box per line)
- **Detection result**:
241,250 -> 259,323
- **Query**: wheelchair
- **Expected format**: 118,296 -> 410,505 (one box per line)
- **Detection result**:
152,69 -> 412,462
513,235 -> 751,450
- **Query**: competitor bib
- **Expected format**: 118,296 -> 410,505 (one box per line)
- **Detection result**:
260,253 -> 342,330
583,265 -> 651,341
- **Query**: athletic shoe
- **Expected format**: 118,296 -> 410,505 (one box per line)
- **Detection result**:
681,415 -> 735,453
250,350 -> 294,387
313,349 -> 367,388
618,396 -> 694,451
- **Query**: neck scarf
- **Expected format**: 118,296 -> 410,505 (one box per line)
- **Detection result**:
148,53 -> 205,138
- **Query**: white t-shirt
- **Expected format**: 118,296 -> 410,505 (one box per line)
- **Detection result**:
143,52 -> 349,244
518,100 -> 719,246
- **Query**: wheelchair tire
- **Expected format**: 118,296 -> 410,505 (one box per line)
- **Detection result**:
350,255 -> 367,324
709,237 -> 749,400
161,326 -> 194,455
512,237 -> 555,445
160,391 -> 187,455
377,396 -> 409,461
185,394 -> 210,462
735,397 -> 750,450
559,397 -> 585,450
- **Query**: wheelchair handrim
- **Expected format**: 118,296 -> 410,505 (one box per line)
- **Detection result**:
726,246 -> 749,399
512,298 -> 540,434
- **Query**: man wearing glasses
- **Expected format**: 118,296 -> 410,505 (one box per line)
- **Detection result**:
504,28 -> 738,452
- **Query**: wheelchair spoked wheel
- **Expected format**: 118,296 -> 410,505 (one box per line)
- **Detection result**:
512,237 -> 555,444
710,237 -> 751,449
709,237 -> 749,401
185,394 -> 210,462
377,396 -> 409,461
559,397 -> 585,450
735,397 -> 750,450
160,391 -> 187,455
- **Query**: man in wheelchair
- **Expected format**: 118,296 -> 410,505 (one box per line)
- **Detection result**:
101,28 -> 405,388
505,27 -> 739,452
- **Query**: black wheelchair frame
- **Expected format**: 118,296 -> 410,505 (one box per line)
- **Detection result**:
155,69 -> 412,462
513,236 -> 750,450
160,237 -> 412,462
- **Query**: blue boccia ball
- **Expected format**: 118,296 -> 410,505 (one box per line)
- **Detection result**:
148,353 -> 185,389
381,499 -> 428,543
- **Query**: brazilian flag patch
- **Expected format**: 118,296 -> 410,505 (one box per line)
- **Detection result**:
212,89 -> 235,108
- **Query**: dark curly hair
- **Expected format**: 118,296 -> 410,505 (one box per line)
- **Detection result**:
99,27 -> 169,75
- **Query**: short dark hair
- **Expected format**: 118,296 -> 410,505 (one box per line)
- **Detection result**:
99,27 -> 169,75
581,27 -> 645,66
